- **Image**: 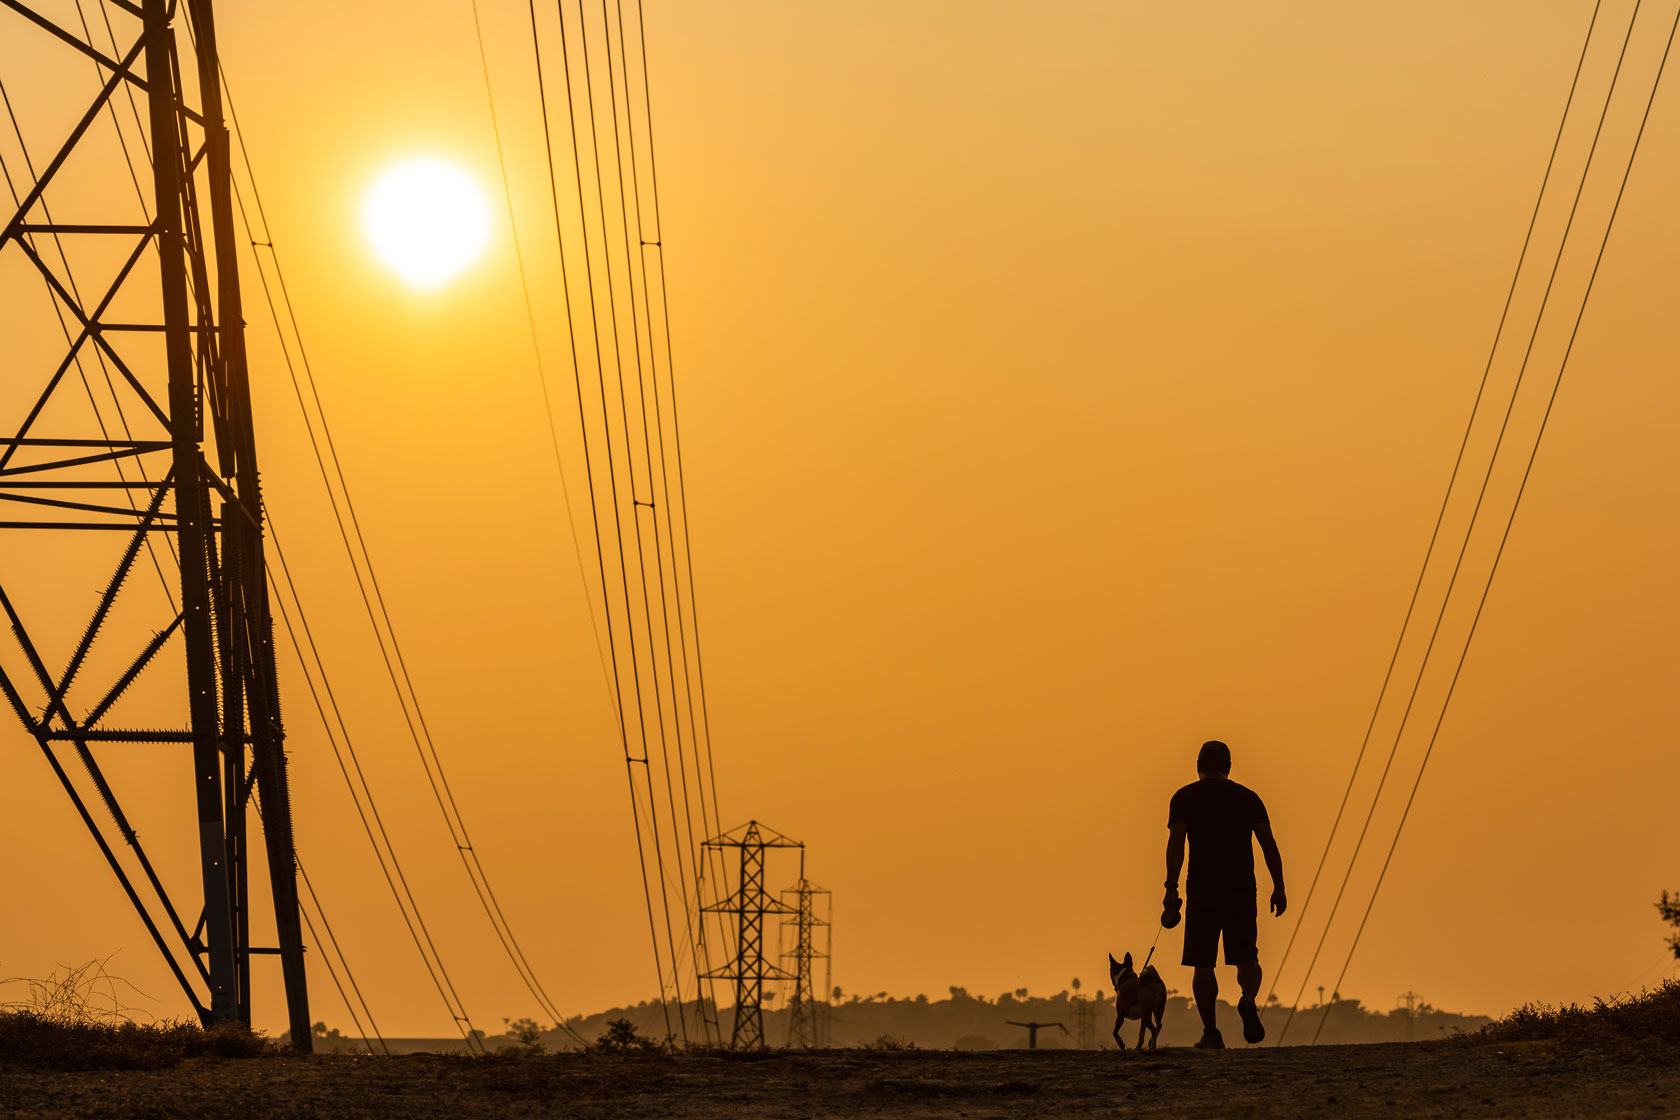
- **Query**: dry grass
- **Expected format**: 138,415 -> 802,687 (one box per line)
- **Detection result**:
0,957 -> 270,1069
1464,977 -> 1680,1050
2,956 -> 152,1025
0,1010 -> 268,1070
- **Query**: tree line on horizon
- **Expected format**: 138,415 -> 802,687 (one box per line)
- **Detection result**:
309,983 -> 1495,1053
302,889 -> 1680,1053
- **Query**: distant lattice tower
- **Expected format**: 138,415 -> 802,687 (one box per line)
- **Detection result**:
1070,978 -> 1096,1049
780,878 -> 831,1047
701,821 -> 801,1048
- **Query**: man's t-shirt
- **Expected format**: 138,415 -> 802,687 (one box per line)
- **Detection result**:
1168,778 -> 1269,893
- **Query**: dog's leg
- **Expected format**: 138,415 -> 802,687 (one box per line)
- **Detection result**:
1138,1019 -> 1147,1050
1149,1007 -> 1162,1050
1112,1013 -> 1125,1051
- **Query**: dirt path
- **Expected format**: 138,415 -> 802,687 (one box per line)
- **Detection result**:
2,1041 -> 1675,1118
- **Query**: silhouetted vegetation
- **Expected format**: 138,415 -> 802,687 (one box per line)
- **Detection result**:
0,957 -> 272,1069
2,956 -> 148,1024
502,1017 -> 548,1057
860,1033 -> 918,1051
1658,890 -> 1680,961
1467,979 -> 1680,1050
327,982 -> 1492,1054
0,1011 -> 268,1070
590,1017 -> 663,1054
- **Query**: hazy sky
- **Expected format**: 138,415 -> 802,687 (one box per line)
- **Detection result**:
4,0 -> 1680,1040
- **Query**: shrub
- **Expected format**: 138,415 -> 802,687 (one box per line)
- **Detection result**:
591,1018 -> 662,1054
502,1017 -> 547,1057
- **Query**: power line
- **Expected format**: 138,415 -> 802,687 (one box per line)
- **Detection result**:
295,852 -> 388,1055
615,0 -> 731,1038
1280,0 -> 1650,1044
457,0 -> 628,1042
73,0 -> 147,211
468,0 -> 620,720
554,0 -> 692,1036
210,40 -> 587,1046
583,0 -> 705,1027
625,0 -> 725,852
266,519 -> 483,1052
1266,0 -> 1610,1032
601,0 -> 712,934
1311,2 -> 1679,1045
91,0 -> 154,168
527,0 -> 674,1039
603,0 -> 724,1039
296,898 -> 376,1055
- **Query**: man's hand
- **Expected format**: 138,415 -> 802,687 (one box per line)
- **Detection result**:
1161,880 -> 1183,929
1269,886 -> 1287,917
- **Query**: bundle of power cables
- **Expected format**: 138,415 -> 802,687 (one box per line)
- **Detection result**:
1263,0 -> 1680,1046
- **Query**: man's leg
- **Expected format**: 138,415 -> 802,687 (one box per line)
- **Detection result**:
1182,892 -> 1225,1047
1192,966 -> 1219,1034
1236,961 -> 1261,1004
1233,906 -> 1264,1043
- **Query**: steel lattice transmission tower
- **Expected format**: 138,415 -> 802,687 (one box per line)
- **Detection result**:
0,0 -> 310,1048
779,879 -> 830,1048
701,821 -> 801,1049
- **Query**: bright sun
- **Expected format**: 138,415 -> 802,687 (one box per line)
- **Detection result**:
362,158 -> 491,289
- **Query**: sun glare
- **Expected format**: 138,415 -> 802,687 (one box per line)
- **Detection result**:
362,158 -> 491,289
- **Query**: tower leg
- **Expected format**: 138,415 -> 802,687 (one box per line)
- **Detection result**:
145,0 -> 237,1026
187,0 -> 314,1045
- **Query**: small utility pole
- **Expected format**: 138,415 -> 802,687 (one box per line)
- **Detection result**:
1397,990 -> 1421,1040
1005,1021 -> 1067,1049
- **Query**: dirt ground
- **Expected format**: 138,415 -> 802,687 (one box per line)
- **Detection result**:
2,1040 -> 1676,1118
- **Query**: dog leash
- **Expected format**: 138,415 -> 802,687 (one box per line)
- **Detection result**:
1141,923 -> 1165,972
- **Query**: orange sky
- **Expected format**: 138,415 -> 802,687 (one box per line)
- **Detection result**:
4,0 -> 1680,1040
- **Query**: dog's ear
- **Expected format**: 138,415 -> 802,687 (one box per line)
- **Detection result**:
1108,952 -> 1119,968
1123,952 -> 1133,969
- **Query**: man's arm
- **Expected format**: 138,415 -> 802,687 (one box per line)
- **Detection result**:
1165,823 -> 1186,901
1256,820 -> 1286,916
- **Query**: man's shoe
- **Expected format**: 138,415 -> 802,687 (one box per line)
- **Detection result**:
1238,998 -> 1266,1044
1193,1028 -> 1225,1050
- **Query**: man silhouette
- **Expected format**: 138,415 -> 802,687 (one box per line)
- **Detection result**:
1164,740 -> 1285,1048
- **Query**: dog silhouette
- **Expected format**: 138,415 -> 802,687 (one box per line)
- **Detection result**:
1108,951 -> 1166,1050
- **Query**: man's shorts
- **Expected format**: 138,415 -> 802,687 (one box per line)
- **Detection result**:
1182,886 -> 1259,967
